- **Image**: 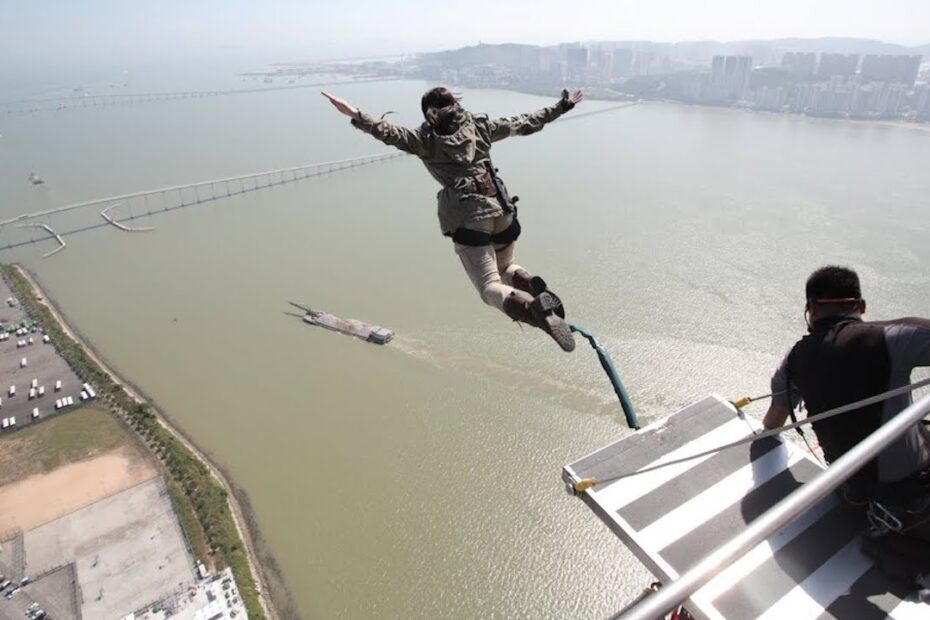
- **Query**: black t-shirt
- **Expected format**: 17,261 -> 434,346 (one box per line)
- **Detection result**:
771,316 -> 930,486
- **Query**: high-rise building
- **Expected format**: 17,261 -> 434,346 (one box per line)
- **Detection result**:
635,51 -> 655,76
817,53 -> 860,80
707,55 -> 752,102
611,49 -> 633,80
791,83 -> 814,113
878,84 -> 907,117
707,56 -> 727,102
781,52 -> 816,77
592,48 -> 613,82
724,56 -> 753,101
850,83 -> 884,118
566,47 -> 588,82
754,86 -> 788,111
916,85 -> 930,120
809,77 -> 854,116
860,55 -> 922,86
899,56 -> 920,85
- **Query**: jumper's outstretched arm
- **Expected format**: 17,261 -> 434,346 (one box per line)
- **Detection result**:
486,90 -> 584,143
321,91 -> 360,119
321,91 -> 428,156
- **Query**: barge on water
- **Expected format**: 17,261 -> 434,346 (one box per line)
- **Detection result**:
288,302 -> 393,345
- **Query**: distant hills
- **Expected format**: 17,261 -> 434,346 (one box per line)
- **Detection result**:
420,43 -> 542,68
725,37 -> 927,55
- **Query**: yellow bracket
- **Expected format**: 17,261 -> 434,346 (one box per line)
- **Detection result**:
573,478 -> 598,494
731,396 -> 753,409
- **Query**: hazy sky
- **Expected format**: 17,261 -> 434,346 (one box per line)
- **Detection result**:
1,0 -> 928,68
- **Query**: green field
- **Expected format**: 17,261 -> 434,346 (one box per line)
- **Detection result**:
0,405 -> 141,487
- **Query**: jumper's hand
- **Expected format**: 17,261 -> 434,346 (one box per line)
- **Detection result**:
560,89 -> 584,112
321,91 -> 360,119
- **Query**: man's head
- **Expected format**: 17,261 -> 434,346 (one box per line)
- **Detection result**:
805,265 -> 865,325
420,86 -> 460,134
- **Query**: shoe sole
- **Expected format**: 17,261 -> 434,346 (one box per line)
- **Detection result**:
532,292 -> 575,352
529,276 -> 567,319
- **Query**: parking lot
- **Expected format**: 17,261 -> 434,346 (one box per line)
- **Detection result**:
0,476 -> 194,620
0,564 -> 78,620
0,277 -> 88,435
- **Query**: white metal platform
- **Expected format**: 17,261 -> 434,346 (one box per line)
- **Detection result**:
563,395 -> 929,619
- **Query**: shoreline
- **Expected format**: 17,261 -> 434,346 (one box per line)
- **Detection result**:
591,96 -> 930,134
437,79 -> 930,134
8,265 -> 297,619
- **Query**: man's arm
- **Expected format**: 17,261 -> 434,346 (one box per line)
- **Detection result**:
763,402 -> 791,430
485,90 -> 583,143
764,352 -> 799,429
322,91 -> 427,157
884,318 -> 930,368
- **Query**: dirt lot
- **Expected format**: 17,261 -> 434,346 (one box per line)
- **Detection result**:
0,406 -> 156,531
0,445 -> 157,533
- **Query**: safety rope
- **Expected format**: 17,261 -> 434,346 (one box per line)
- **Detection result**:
800,431 -> 825,467
733,390 -> 825,462
572,377 -> 930,494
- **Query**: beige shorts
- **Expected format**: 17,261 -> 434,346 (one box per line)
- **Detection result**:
454,214 -> 523,311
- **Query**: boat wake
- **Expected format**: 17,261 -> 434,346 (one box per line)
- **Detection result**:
390,334 -> 619,415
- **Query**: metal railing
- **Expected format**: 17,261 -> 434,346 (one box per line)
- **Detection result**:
611,391 -> 930,620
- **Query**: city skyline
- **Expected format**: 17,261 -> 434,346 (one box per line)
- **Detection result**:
405,39 -> 929,122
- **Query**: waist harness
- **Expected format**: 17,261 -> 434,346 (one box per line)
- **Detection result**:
452,162 -> 519,213
452,217 -> 522,247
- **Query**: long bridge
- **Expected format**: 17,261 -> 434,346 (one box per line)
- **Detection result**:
0,151 -> 408,255
0,77 -> 401,115
1,101 -> 638,257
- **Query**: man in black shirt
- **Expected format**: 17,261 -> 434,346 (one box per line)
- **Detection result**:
763,266 -> 930,587
764,265 -> 930,502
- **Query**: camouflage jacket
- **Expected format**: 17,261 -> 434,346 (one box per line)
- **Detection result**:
350,103 -> 565,236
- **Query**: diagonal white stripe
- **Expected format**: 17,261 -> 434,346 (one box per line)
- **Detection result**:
592,417 -> 757,513
692,493 -> 838,605
755,538 -> 872,620
597,509 -> 681,583
637,444 -> 800,551
888,595 -> 930,619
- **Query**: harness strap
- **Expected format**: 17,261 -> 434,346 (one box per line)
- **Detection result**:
489,217 -> 521,245
452,228 -> 491,246
450,164 -> 517,215
452,218 -> 522,247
